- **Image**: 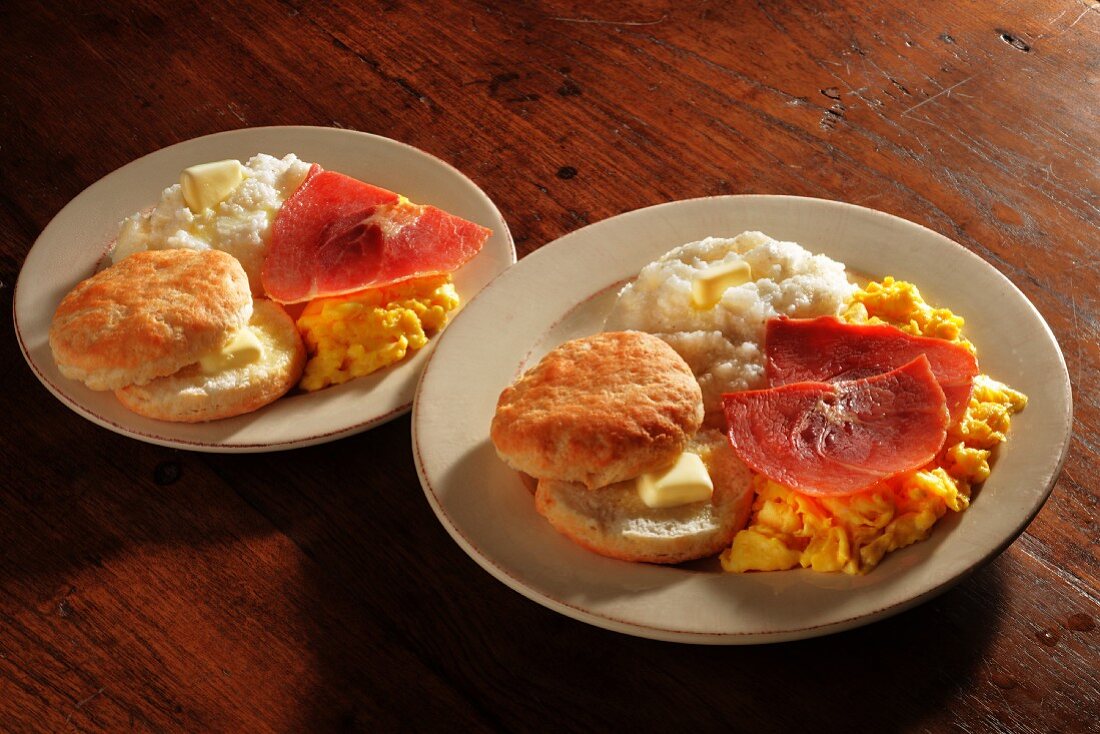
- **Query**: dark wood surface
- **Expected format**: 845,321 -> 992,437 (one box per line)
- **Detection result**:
3,1 -> 1098,731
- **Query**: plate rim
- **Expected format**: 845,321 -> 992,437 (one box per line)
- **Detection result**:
412,193 -> 1073,643
14,125 -> 516,452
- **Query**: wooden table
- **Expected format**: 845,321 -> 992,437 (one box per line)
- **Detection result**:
3,1 -> 1097,731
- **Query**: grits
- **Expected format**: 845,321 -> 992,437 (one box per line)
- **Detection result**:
605,232 -> 854,422
111,153 -> 313,294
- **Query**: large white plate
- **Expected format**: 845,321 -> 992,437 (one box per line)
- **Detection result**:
15,126 -> 515,452
412,195 -> 1072,644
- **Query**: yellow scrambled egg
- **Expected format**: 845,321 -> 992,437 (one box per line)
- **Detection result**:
296,275 -> 459,392
721,277 -> 1027,575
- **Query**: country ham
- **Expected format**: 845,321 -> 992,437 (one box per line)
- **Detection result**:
722,356 -> 949,497
261,170 -> 491,303
765,316 -> 978,423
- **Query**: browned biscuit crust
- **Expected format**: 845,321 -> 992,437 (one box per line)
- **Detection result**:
49,249 -> 253,391
533,430 -> 754,564
490,331 -> 704,489
114,300 -> 305,422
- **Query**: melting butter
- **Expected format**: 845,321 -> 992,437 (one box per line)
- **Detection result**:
637,452 -> 714,508
199,327 -> 264,375
691,260 -> 752,309
180,159 -> 244,213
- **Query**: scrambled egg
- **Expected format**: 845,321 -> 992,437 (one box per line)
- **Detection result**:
296,275 -> 459,391
721,277 -> 1027,575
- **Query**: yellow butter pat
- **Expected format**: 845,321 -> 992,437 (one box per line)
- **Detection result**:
199,327 -> 264,375
637,452 -> 714,508
181,159 -> 244,213
691,260 -> 752,309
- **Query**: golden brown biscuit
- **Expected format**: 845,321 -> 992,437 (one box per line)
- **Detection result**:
533,430 -> 754,564
490,331 -> 704,489
49,249 -> 253,391
114,300 -> 305,422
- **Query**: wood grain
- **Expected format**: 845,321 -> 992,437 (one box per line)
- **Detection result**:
1,0 -> 1096,731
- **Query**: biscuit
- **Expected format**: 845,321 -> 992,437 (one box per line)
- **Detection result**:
49,249 -> 253,391
533,430 -> 754,564
490,331 -> 704,489
114,300 -> 306,422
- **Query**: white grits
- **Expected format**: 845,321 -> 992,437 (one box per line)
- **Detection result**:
604,231 -> 855,422
110,153 -> 313,294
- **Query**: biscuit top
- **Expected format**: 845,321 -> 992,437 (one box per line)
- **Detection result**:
490,331 -> 704,489
49,249 -> 253,391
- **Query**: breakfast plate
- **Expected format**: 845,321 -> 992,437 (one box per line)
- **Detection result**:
412,195 -> 1072,644
14,126 -> 515,452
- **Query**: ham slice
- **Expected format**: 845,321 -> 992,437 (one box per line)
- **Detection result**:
766,316 -> 978,423
261,170 -> 491,303
722,356 -> 949,497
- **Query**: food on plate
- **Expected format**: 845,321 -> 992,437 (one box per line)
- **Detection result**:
50,151 -> 491,422
49,249 -> 254,391
845,276 -> 972,346
115,300 -> 306,422
491,331 -> 704,490
490,332 -> 753,564
605,231 -> 855,425
49,249 -> 304,421
765,316 -> 978,422
534,430 -> 754,564
721,277 -> 1026,574
260,170 -> 491,304
491,233 -> 1026,574
296,274 -> 459,391
723,356 -> 950,496
111,154 -> 313,295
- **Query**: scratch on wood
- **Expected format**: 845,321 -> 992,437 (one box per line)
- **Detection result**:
1016,533 -> 1100,606
394,77 -> 432,106
64,687 -> 105,724
550,14 -> 667,26
1070,278 -> 1082,383
1036,5 -> 1096,42
225,101 -> 247,125
1067,5 -> 1095,30
900,75 -> 976,116
901,113 -> 940,128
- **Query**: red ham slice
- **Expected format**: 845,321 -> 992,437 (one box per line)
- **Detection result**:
723,356 -> 949,497
766,316 -> 978,424
261,170 -> 491,303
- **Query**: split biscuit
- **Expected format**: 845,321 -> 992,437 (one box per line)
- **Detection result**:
490,331 -> 704,489
114,300 -> 305,422
534,430 -> 754,564
49,249 -> 253,391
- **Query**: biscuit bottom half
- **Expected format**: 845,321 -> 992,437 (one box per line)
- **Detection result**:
533,430 -> 754,564
114,300 -> 306,422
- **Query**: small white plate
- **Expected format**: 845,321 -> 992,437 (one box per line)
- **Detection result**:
15,126 -> 515,452
412,195 -> 1072,644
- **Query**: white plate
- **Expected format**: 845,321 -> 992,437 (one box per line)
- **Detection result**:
15,126 -> 515,452
412,195 -> 1072,644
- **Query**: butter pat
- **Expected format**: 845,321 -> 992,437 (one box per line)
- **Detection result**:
637,452 -> 713,508
199,327 -> 264,375
180,159 -> 244,213
691,260 -> 752,309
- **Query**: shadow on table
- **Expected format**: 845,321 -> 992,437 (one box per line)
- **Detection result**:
0,412 -> 292,728
0,393 -> 1007,732
335,552 -> 1004,732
